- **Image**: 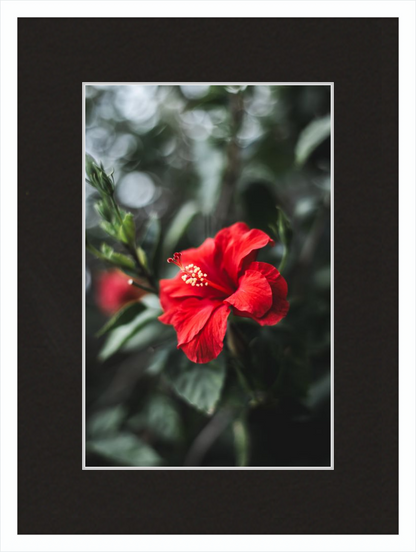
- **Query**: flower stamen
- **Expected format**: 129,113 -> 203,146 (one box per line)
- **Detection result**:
167,252 -> 229,294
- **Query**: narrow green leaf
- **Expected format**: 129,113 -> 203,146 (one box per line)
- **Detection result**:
86,238 -> 107,261
94,198 -> 113,222
99,243 -> 135,270
100,221 -> 120,240
162,201 -> 198,260
87,433 -> 162,467
295,115 -> 331,166
137,246 -> 148,271
96,301 -> 145,338
109,252 -> 135,270
118,212 -> 136,246
141,215 -> 161,265
277,206 -> 292,247
99,308 -> 160,361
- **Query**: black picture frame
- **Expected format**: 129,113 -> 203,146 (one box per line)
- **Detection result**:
18,18 -> 398,534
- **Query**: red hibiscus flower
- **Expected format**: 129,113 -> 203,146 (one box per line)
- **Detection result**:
159,222 -> 289,364
96,269 -> 146,316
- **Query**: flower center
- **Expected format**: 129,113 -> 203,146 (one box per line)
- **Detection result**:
167,252 -> 230,294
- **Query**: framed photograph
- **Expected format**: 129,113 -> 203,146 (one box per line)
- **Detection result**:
2,3 -> 412,550
83,82 -> 333,471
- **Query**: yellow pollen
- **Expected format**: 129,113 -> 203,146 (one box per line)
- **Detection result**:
168,253 -> 230,292
178,262 -> 210,287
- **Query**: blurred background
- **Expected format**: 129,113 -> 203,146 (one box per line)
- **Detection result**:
85,84 -> 331,467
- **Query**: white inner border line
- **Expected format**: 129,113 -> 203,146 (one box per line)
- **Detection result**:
82,82 -> 335,471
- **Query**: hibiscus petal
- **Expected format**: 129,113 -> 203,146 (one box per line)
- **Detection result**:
215,223 -> 274,282
159,237 -> 230,308
161,297 -> 222,347
225,270 -> 272,318
230,261 -> 289,326
248,261 -> 288,298
255,283 -> 290,326
180,304 -> 230,364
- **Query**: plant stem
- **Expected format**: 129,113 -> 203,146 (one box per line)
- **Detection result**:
278,244 -> 288,273
128,279 -> 157,294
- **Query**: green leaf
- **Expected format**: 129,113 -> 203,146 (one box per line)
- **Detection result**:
85,154 -> 114,195
193,140 -> 225,213
127,395 -> 182,442
88,406 -> 126,438
120,320 -> 173,354
99,308 -> 161,361
295,115 -> 331,166
85,153 -> 98,176
118,212 -> 136,247
141,214 -> 161,266
137,246 -> 148,271
166,355 -> 226,414
162,201 -> 198,260
86,238 -> 107,261
99,243 -> 135,270
145,348 -> 171,376
94,198 -> 113,222
87,433 -> 162,467
100,221 -> 120,240
109,252 -> 136,270
96,301 -> 145,338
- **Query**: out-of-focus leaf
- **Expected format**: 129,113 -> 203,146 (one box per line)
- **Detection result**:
140,293 -> 162,310
266,206 -> 292,272
118,212 -> 136,246
88,405 -> 126,437
127,395 -> 182,442
314,265 -> 331,290
277,207 -> 293,247
94,198 -> 113,222
162,201 -> 198,260
121,320 -> 173,354
136,246 -> 148,271
100,220 -> 120,240
267,206 -> 292,246
99,308 -> 161,361
295,115 -> 331,166
166,356 -> 226,414
233,418 -> 250,467
145,348 -> 171,376
301,373 -> 330,413
85,153 -> 98,177
99,243 -> 135,270
96,301 -> 145,337
140,214 -> 161,266
87,433 -> 162,466
193,140 -> 225,214
241,181 -> 278,234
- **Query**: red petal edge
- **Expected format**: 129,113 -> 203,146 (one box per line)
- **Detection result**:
179,303 -> 230,364
225,269 -> 273,318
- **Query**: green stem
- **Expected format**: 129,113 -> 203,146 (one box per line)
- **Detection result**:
233,417 -> 250,467
278,244 -> 288,273
128,279 -> 157,294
